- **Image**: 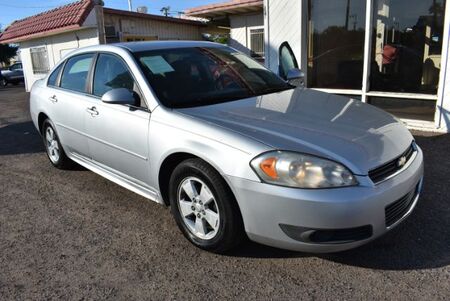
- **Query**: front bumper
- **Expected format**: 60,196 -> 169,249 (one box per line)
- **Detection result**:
227,147 -> 424,253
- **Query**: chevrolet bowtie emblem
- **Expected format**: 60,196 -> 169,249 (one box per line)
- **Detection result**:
398,156 -> 407,167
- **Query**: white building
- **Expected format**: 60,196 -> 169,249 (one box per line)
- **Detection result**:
187,0 -> 450,133
0,0 -> 205,92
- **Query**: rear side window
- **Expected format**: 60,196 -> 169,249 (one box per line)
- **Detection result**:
60,54 -> 94,93
93,54 -> 135,97
47,64 -> 63,87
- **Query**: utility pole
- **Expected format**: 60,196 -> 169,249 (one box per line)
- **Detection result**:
128,0 -> 132,11
160,6 -> 170,17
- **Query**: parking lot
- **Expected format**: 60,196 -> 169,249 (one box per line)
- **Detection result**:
0,85 -> 449,300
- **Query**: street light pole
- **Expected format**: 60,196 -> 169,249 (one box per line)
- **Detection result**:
128,0 -> 132,11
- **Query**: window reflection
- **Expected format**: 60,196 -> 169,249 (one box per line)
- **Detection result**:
307,0 -> 366,89
370,0 -> 446,94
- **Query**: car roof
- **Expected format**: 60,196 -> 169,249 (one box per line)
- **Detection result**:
114,40 -> 225,53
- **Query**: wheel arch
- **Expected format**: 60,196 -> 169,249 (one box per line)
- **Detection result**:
38,112 -> 50,134
157,151 -> 238,208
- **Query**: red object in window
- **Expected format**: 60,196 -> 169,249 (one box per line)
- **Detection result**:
382,45 -> 398,65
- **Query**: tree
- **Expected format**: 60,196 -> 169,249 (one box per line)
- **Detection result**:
0,28 -> 18,65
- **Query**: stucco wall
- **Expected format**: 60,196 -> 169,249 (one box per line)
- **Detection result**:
264,0 -> 303,74
20,27 -> 100,91
229,13 -> 264,55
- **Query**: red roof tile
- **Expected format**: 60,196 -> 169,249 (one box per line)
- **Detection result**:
0,0 -> 95,44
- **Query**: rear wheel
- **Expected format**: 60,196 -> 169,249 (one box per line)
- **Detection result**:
169,158 -> 245,253
42,119 -> 74,169
0,78 -> 7,87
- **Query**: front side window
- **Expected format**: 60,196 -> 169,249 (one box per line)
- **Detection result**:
279,42 -> 299,80
60,54 -> 94,93
135,46 -> 292,108
93,54 -> 135,97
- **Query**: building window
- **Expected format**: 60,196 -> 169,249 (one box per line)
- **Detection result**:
30,46 -> 50,74
249,28 -> 265,60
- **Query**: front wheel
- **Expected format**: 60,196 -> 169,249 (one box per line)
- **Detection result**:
169,158 -> 245,253
0,78 -> 7,87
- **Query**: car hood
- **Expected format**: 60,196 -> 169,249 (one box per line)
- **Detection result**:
176,88 -> 413,175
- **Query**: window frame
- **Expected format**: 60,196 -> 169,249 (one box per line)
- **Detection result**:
57,53 -> 96,94
88,52 -> 149,110
248,26 -> 265,60
47,61 -> 65,87
30,46 -> 50,74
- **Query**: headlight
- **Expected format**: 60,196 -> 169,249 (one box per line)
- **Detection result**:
250,151 -> 357,188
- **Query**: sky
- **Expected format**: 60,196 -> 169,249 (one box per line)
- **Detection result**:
0,0 -> 221,29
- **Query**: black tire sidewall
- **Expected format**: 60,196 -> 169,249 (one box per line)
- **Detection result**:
169,159 -> 243,252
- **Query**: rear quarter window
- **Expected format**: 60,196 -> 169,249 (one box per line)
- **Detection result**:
47,64 -> 63,87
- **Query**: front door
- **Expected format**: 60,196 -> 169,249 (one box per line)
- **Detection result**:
84,53 -> 150,185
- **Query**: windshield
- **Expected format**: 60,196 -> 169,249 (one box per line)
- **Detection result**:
135,46 -> 293,108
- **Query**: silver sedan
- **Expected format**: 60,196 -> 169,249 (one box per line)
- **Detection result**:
30,41 -> 424,253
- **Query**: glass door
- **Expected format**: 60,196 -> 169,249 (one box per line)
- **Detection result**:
307,0 -> 367,91
306,0 -> 447,123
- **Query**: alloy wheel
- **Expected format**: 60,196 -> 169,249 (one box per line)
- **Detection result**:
177,177 -> 220,240
45,126 -> 60,164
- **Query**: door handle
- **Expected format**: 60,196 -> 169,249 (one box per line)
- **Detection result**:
86,106 -> 99,116
49,95 -> 58,103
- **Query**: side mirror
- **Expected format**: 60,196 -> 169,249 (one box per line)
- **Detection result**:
286,68 -> 305,87
101,88 -> 137,105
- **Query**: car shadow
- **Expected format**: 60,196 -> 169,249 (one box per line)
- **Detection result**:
0,121 -> 44,156
0,121 -> 85,171
230,134 -> 450,270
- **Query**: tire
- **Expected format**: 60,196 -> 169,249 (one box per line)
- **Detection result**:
0,78 -> 7,87
169,158 -> 245,253
42,119 -> 74,169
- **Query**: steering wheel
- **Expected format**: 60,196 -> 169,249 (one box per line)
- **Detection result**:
215,73 -> 237,90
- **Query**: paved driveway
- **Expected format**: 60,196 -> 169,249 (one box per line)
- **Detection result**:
0,85 -> 449,300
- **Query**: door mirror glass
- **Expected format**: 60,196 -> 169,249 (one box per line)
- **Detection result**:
286,68 -> 305,87
279,42 -> 299,80
101,88 -> 137,105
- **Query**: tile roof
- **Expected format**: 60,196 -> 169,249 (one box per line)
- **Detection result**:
0,0 -> 95,44
185,0 -> 263,17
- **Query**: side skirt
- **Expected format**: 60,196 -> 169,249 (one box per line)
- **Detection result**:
68,152 -> 164,205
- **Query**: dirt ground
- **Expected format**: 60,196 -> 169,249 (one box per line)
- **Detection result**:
0,85 -> 449,300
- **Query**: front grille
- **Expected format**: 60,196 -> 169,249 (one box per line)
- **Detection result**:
369,143 -> 415,184
385,184 -> 419,227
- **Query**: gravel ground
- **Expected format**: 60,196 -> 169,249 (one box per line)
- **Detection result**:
0,86 -> 449,300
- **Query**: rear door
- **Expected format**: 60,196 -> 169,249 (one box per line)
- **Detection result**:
45,54 -> 95,158
84,53 -> 151,185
